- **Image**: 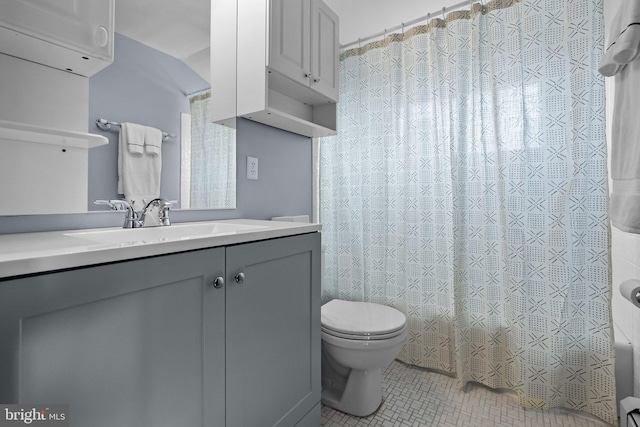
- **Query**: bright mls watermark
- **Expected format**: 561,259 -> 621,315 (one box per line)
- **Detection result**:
0,405 -> 68,426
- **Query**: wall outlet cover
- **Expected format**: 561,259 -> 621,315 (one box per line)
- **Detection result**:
247,156 -> 258,180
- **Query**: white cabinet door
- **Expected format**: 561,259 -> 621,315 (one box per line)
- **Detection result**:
310,0 -> 339,101
0,0 -> 113,59
269,0 -> 311,88
270,0 -> 338,102
0,0 -> 114,75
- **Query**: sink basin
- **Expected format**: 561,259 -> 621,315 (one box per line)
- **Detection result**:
65,222 -> 267,245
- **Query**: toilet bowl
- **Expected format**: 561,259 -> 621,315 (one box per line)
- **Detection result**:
321,299 -> 407,417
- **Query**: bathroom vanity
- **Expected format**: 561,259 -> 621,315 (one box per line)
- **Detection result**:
0,220 -> 321,427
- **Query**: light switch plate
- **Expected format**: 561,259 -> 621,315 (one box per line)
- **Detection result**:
247,156 -> 258,180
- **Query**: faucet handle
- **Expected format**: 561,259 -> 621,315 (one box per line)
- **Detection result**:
92,199 -> 133,211
93,199 -> 139,228
93,199 -> 132,211
109,199 -> 133,211
93,199 -> 117,210
159,200 -> 172,226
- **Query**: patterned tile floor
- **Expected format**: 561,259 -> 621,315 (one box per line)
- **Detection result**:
321,360 -> 614,427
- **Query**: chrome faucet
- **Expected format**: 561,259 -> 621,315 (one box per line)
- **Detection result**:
93,198 -> 172,228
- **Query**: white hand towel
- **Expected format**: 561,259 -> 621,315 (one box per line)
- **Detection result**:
145,127 -> 163,156
599,0 -> 640,233
117,122 -> 162,211
124,122 -> 145,154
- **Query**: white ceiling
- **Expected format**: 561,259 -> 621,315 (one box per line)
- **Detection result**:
115,0 -> 466,84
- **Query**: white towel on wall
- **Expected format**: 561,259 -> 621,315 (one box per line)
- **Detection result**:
124,122 -> 145,154
145,127 -> 163,156
117,122 -> 162,211
598,0 -> 640,233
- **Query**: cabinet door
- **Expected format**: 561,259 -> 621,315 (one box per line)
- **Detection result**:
0,0 -> 114,59
310,0 -> 339,101
226,233 -> 321,427
269,0 -> 311,88
0,248 -> 226,427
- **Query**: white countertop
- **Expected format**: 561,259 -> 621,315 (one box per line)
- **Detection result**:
0,219 -> 321,279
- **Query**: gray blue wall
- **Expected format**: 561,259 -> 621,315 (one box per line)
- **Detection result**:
88,33 -> 203,206
0,34 -> 312,234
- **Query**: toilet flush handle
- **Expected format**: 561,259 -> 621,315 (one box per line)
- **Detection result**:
235,272 -> 245,284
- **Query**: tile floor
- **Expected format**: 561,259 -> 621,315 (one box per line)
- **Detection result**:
321,360 -> 614,427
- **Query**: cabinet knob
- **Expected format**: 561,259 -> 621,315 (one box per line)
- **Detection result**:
213,277 -> 224,289
313,77 -> 321,83
304,73 -> 312,79
235,272 -> 245,284
95,26 -> 109,47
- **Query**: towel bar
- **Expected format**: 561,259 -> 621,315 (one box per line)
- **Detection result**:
95,118 -> 176,141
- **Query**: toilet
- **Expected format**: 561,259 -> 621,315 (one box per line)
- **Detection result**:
321,299 -> 407,417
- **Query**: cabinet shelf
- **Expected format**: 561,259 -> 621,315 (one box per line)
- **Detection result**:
243,90 -> 336,138
0,119 -> 108,149
0,120 -> 108,215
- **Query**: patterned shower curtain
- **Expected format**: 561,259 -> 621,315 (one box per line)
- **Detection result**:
319,0 -> 615,423
188,93 -> 236,209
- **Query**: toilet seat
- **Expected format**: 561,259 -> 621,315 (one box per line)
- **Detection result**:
321,325 -> 405,340
321,300 -> 406,341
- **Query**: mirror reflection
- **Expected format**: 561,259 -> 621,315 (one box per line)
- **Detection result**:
88,0 -> 236,211
181,93 -> 236,209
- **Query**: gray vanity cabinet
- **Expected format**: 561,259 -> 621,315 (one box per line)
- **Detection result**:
225,233 -> 321,426
0,232 -> 321,427
0,246 -> 226,426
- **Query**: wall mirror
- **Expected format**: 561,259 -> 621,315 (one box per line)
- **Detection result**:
88,0 -> 236,211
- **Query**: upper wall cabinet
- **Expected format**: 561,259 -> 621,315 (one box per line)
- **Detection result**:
212,0 -> 339,138
270,0 -> 339,102
0,0 -> 114,77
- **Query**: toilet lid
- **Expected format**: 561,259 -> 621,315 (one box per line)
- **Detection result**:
321,299 -> 406,337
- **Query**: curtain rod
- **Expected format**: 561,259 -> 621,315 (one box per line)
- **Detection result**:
185,87 -> 210,98
340,0 -> 476,50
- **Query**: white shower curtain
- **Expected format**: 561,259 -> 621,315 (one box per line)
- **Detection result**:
319,0 -> 615,423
